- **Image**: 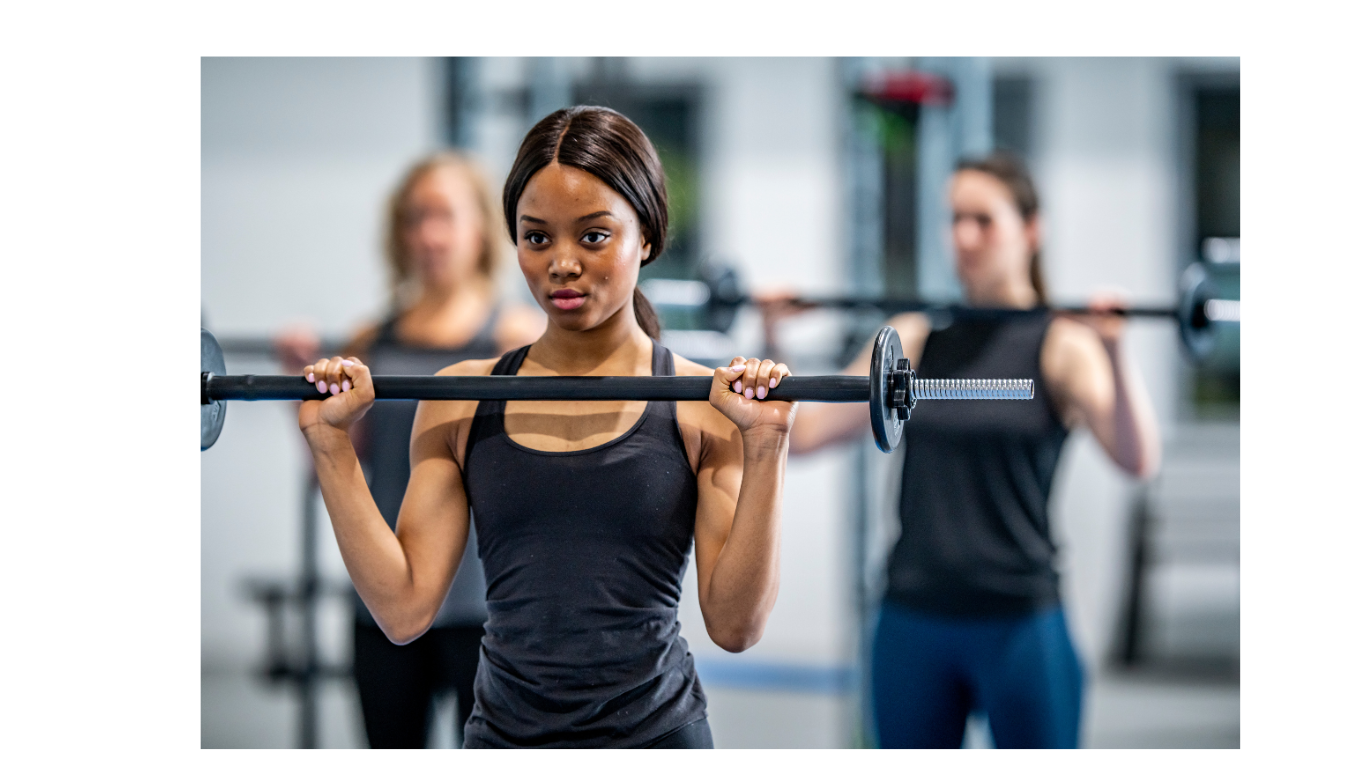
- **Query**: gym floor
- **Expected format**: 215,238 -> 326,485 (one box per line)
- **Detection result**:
200,665 -> 1238,748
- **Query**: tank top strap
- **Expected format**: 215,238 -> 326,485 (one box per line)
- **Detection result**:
648,340 -> 678,423
466,345 -> 531,451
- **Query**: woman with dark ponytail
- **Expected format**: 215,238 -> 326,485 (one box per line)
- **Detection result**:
295,106 -> 798,748
760,151 -> 1162,748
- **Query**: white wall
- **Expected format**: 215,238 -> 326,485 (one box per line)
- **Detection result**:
202,57 -> 439,337
201,57 -> 439,668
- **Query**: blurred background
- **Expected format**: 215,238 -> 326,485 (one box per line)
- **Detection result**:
201,56 -> 1239,748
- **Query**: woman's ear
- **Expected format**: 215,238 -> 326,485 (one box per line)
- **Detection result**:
1024,214 -> 1043,256
639,234 -> 653,264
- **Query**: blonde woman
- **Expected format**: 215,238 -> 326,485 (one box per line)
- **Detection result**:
276,152 -> 543,747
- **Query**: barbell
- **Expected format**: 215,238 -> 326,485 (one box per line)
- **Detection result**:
200,326 -> 1033,453
643,262 -> 1239,361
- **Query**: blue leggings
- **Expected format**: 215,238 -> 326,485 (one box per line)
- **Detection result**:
871,601 -> 1084,748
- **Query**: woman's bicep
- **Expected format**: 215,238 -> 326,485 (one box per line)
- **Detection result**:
393,402 -> 472,611
1043,322 -> 1115,434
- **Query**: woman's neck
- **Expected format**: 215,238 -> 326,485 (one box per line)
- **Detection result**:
964,277 -> 1039,309
530,306 -> 653,376
407,275 -> 491,315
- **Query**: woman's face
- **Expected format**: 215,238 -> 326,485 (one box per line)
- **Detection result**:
399,165 -> 485,288
515,163 -> 650,334
949,169 -> 1038,296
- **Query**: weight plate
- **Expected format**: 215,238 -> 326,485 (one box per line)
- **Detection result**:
1177,263 -> 1217,362
201,328 -> 227,450
869,326 -> 904,453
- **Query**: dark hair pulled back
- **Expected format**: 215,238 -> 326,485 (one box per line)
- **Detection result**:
956,151 -> 1048,305
503,106 -> 667,340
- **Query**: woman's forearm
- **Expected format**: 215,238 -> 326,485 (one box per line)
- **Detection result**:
702,427 -> 789,652
1103,340 -> 1162,478
305,425 -> 426,637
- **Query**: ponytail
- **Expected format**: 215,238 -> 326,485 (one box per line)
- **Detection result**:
633,286 -> 661,341
1029,250 -> 1048,306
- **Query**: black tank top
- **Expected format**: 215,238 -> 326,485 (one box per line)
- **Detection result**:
354,308 -> 500,627
460,342 -> 708,748
884,314 -> 1070,617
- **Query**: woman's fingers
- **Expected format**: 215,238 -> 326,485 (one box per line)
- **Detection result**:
723,356 -> 747,394
753,361 -> 791,399
302,357 -> 367,397
712,357 -> 794,400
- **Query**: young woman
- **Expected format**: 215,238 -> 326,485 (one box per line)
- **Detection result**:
298,106 -> 796,748
275,153 -> 544,747
760,152 -> 1162,748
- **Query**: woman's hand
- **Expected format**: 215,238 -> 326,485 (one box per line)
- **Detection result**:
709,357 -> 797,435
298,356 -> 375,439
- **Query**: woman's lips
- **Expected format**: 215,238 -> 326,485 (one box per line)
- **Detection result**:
550,291 -> 586,310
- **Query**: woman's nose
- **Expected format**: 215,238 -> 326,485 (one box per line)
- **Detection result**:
953,220 -> 981,250
548,249 -> 581,279
422,218 -> 451,246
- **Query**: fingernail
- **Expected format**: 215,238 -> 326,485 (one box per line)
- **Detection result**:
770,378 -> 777,388
329,383 -> 340,395
341,360 -> 354,367
745,388 -> 754,399
757,386 -> 767,399
306,372 -> 314,382
341,380 -> 351,392
316,381 -> 326,393
730,364 -> 747,372
733,380 -> 742,393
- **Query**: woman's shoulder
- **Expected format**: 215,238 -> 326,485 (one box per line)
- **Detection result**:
887,311 -> 931,345
436,356 -> 503,377
1041,315 -> 1104,369
671,353 -> 742,434
416,356 -> 505,436
670,353 -> 716,378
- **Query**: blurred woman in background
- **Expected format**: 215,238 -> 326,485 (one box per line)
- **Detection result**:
276,153 -> 543,748
760,152 -> 1162,748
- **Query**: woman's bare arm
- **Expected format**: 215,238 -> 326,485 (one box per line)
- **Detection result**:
301,356 -> 487,643
683,357 -> 795,653
1041,311 -> 1162,478
786,312 -> 930,454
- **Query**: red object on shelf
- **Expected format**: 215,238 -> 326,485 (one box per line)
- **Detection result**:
861,70 -> 955,107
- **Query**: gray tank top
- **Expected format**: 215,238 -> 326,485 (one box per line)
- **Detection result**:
353,307 -> 501,627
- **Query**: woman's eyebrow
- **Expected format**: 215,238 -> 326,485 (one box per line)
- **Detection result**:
519,211 -> 615,225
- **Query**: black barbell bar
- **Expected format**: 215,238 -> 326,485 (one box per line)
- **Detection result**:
646,262 -> 1238,362
201,327 -> 1033,453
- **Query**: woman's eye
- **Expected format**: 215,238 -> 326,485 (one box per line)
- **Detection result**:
525,232 -> 548,245
582,231 -> 609,245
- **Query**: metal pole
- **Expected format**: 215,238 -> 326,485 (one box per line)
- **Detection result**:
297,471 -> 321,748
